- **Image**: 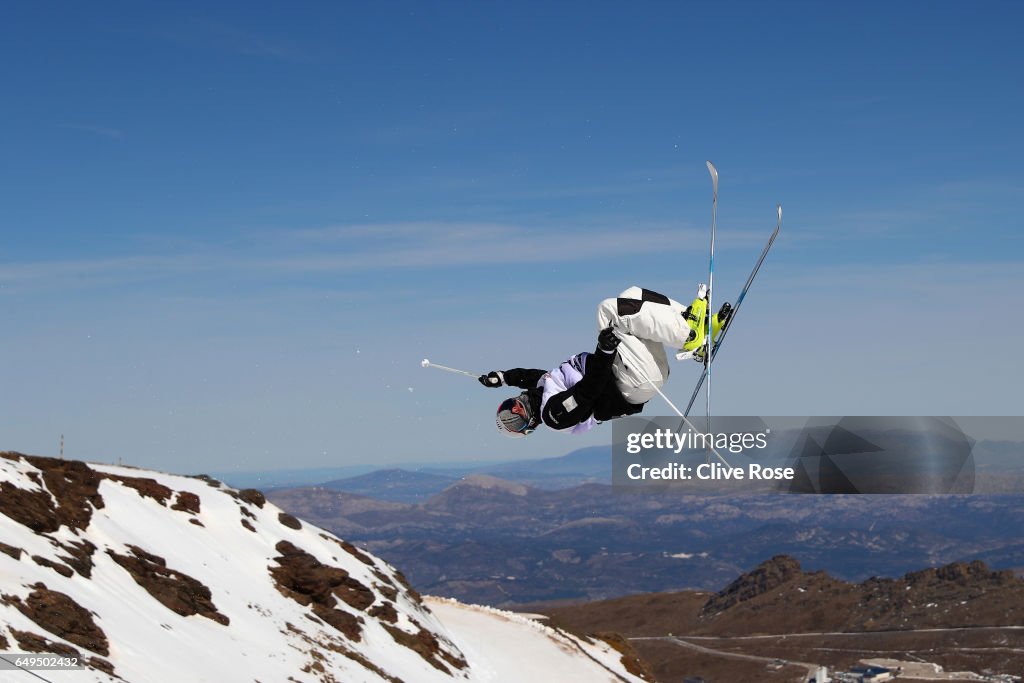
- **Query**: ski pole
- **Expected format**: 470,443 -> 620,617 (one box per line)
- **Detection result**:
420,358 -> 479,379
611,327 -> 731,468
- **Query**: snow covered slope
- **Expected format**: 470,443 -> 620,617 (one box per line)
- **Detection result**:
0,452 -> 645,683
426,598 -> 647,683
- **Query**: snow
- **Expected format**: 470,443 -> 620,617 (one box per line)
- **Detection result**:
0,455 -> 646,683
426,598 -> 645,683
665,551 -> 709,559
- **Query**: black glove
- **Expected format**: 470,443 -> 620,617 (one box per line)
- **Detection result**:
478,371 -> 505,388
597,327 -> 621,353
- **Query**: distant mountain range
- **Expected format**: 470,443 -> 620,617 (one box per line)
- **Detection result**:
541,555 -> 1024,682
311,446 -> 614,504
320,469 -> 462,504
268,469 -> 1024,607
220,436 -> 1024,495
218,445 -> 615,494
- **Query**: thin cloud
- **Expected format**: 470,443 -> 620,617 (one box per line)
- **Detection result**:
797,176 -> 1024,241
799,208 -> 933,238
0,221 -> 770,290
258,220 -> 771,272
58,123 -> 124,139
260,228 -> 701,272
760,260 -> 1024,301
284,221 -> 512,242
0,254 -> 210,285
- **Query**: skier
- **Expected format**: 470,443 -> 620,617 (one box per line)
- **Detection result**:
480,286 -> 731,437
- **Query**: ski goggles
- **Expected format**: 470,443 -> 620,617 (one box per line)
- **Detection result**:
496,395 -> 535,437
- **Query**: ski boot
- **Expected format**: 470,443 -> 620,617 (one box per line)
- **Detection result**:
676,284 -> 732,362
692,301 -> 732,363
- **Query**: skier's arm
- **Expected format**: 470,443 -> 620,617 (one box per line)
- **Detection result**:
503,368 -> 546,388
478,368 -> 545,389
541,329 -> 620,429
501,370 -> 544,387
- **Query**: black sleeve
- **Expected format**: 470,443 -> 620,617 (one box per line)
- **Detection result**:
541,350 -> 617,430
502,368 -> 546,389
564,349 -> 615,407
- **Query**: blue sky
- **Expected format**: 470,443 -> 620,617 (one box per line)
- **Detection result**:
1,2 -> 1022,475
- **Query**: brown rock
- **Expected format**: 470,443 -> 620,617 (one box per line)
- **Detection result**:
31,555 -> 75,578
8,584 -> 109,656
278,512 -> 302,529
0,455 -> 106,533
269,540 -> 383,641
10,628 -> 82,658
321,534 -> 375,566
56,539 -> 97,578
702,554 -> 804,615
311,603 -> 363,640
190,474 -> 222,488
88,657 -> 116,676
104,474 -> 173,506
391,570 -> 422,604
0,541 -> 24,559
383,623 -> 467,673
171,491 -> 201,514
368,601 -> 399,624
107,545 -> 229,626
237,489 -> 266,508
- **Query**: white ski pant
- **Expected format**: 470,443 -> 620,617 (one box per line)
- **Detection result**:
596,286 -> 691,405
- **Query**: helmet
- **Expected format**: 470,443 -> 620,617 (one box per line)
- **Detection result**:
496,393 -> 536,438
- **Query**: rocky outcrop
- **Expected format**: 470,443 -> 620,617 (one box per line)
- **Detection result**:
701,554 -> 805,614
698,554 -> 1024,635
3,583 -> 109,655
1,451 -> 636,683
107,545 -> 229,626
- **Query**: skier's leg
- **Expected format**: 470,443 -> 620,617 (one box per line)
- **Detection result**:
613,336 -> 670,405
596,286 -> 691,348
596,287 -> 675,402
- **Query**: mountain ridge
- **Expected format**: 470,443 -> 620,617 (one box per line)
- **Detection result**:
697,554 -> 1024,635
0,451 -> 646,683
540,555 -> 1024,681
268,474 -> 1024,606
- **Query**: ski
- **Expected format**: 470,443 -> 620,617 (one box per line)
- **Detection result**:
683,204 -> 782,417
705,160 -> 719,427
